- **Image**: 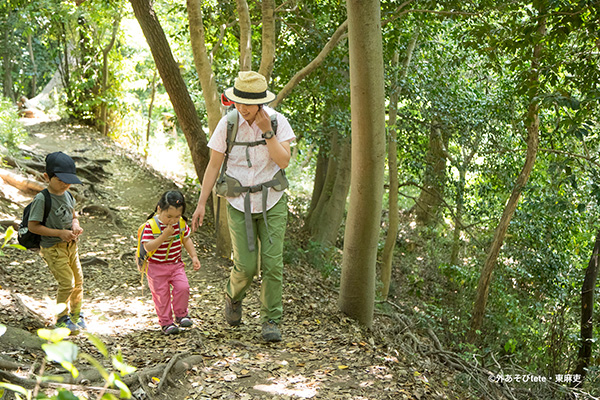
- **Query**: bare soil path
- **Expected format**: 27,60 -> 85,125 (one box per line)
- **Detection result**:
0,120 -> 460,400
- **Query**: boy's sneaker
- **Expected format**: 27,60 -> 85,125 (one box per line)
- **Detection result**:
161,324 -> 180,335
224,295 -> 242,326
71,313 -> 87,330
56,315 -> 80,335
176,315 -> 193,328
261,320 -> 282,342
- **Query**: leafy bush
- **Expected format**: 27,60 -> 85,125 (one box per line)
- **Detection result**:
0,97 -> 27,153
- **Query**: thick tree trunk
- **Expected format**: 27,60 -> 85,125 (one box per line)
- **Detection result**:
415,118 -> 447,225
381,31 -> 418,300
187,0 -> 231,258
307,133 -> 351,246
130,0 -> 209,181
573,230 -> 600,382
236,0 -> 252,71
338,0 -> 386,327
468,14 -> 546,342
258,0 -> 276,82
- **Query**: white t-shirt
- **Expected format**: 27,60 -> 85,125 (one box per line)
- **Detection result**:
208,107 -> 295,213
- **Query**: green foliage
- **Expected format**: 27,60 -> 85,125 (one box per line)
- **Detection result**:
0,98 -> 27,152
0,324 -> 135,399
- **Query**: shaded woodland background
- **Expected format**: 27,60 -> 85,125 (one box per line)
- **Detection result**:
1,0 -> 600,398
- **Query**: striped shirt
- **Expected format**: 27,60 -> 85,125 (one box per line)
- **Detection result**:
140,219 -> 191,264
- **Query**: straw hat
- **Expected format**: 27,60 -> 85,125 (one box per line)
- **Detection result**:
224,71 -> 276,105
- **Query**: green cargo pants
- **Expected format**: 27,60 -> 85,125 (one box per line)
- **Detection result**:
226,194 -> 287,324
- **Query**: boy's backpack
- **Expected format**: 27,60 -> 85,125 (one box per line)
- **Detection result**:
18,189 -> 52,250
136,216 -> 186,277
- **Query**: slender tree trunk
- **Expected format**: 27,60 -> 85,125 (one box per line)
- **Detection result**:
381,31 -> 418,300
130,0 -> 209,181
258,0 -> 276,82
145,69 -> 158,159
2,9 -> 15,103
573,229 -> 600,382
100,15 -> 120,136
450,167 -> 466,265
468,13 -> 546,342
304,149 -> 328,228
187,0 -> 232,258
307,133 -> 351,246
415,118 -> 447,225
27,34 -> 37,98
338,0 -> 386,327
271,20 -> 348,108
236,0 -> 252,71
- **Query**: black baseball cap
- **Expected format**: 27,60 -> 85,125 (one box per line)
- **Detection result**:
45,152 -> 82,184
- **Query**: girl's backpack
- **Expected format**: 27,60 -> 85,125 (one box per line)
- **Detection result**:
136,216 -> 186,280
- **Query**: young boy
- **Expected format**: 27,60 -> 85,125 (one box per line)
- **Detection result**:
28,151 -> 85,334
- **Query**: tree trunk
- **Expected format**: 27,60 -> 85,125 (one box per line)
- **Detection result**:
271,20 -> 348,108
338,0 -> 386,327
450,166 -> 466,265
145,69 -> 158,159
381,31 -> 418,300
258,0 -> 276,82
573,229 -> 600,382
130,0 -> 209,181
468,13 -> 546,342
2,9 -> 15,103
100,15 -> 120,136
304,148 -> 328,227
187,0 -> 232,258
236,0 -> 252,71
27,34 -> 37,98
307,133 -> 351,246
415,118 -> 447,225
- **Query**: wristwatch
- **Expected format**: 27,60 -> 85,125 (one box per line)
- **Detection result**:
262,130 -> 275,140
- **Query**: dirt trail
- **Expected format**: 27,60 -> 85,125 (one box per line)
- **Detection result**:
0,120 -> 450,399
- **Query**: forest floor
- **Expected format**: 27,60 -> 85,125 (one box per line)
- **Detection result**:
0,118 -> 503,399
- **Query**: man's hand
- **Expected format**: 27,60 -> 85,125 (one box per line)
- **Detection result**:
191,203 -> 206,232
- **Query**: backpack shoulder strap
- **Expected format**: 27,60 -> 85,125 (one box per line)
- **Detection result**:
41,189 -> 52,225
226,109 -> 239,156
149,216 -> 162,234
179,218 -> 186,246
270,113 -> 278,135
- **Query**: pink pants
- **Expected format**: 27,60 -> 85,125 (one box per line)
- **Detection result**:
146,261 -> 190,327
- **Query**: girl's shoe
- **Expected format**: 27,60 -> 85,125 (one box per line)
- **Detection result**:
161,324 -> 180,335
176,315 -> 193,328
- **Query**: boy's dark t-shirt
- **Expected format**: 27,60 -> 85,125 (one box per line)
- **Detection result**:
29,191 -> 76,248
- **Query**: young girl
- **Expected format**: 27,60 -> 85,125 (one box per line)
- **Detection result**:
141,190 -> 201,334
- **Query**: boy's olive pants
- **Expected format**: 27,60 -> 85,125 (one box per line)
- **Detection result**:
40,241 -> 83,319
226,195 -> 287,324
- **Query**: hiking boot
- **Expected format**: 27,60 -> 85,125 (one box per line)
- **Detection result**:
224,295 -> 242,326
161,324 -> 180,335
261,320 -> 282,342
71,313 -> 87,330
56,315 -> 80,335
176,315 -> 193,328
